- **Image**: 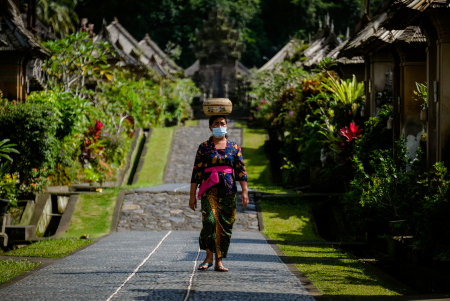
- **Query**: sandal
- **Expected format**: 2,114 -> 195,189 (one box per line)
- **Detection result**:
214,265 -> 228,272
198,263 -> 213,270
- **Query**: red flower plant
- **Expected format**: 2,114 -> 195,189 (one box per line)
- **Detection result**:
339,122 -> 362,142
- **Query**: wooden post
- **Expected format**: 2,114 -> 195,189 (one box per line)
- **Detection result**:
422,16 -> 439,169
430,12 -> 450,166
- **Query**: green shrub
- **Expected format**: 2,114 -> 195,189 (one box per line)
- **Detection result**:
0,101 -> 61,194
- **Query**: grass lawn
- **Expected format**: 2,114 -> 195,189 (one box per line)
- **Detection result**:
235,121 -> 289,193
261,196 -> 404,296
5,239 -> 93,258
294,260 -> 402,296
0,260 -> 41,284
61,191 -> 118,238
184,120 -> 198,127
261,197 -> 322,242
136,127 -> 174,186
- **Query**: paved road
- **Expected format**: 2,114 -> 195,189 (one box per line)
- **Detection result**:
0,231 -> 314,301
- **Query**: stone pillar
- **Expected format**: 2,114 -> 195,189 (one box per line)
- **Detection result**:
0,53 -> 27,102
395,43 -> 427,160
369,49 -> 393,117
430,12 -> 450,165
422,16 -> 439,168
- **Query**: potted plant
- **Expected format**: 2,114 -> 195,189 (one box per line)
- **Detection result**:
414,82 -> 427,121
0,198 -> 10,215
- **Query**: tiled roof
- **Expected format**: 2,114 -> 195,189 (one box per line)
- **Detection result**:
0,0 -> 50,58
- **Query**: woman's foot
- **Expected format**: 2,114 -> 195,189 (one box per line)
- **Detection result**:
198,262 -> 213,270
199,250 -> 214,270
214,265 -> 228,272
214,258 -> 228,272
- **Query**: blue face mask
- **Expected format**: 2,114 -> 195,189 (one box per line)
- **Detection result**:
212,127 -> 227,138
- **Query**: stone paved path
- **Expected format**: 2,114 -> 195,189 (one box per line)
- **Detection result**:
129,119 -> 258,231
0,231 -> 314,301
117,191 -> 259,232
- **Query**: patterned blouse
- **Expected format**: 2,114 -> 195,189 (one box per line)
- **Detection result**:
191,137 -> 247,196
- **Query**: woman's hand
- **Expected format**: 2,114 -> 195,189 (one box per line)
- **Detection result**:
241,191 -> 249,208
189,183 -> 198,211
189,195 -> 197,211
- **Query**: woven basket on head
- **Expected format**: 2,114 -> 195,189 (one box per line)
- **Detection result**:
203,98 -> 232,116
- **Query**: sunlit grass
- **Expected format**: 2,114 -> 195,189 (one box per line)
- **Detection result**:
295,260 -> 402,296
0,260 -> 41,284
184,120 -> 198,127
61,191 -> 117,238
261,195 -> 405,296
5,239 -> 92,258
136,127 -> 174,186
281,245 -> 346,258
261,197 -> 322,242
235,121 -> 290,193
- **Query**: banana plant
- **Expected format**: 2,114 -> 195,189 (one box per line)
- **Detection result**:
324,74 -> 364,118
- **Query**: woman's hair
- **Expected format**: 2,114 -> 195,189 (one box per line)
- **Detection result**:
208,115 -> 228,127
208,115 -> 228,139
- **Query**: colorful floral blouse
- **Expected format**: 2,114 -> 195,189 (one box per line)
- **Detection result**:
191,137 -> 247,196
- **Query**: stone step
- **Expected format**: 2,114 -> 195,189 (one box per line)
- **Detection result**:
5,225 -> 36,241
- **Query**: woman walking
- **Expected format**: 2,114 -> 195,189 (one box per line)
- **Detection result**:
189,115 -> 248,272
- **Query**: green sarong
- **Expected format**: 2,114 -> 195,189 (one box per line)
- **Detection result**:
199,187 -> 236,258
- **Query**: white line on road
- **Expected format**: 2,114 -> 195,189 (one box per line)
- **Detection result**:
106,231 -> 172,301
183,246 -> 201,301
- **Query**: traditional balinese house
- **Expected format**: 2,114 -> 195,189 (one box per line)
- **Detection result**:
339,0 -> 436,164
258,38 -> 301,72
185,9 -> 250,103
302,22 -> 340,70
259,18 -> 343,73
326,39 -> 365,82
380,0 -> 450,168
106,19 -> 167,77
94,20 -> 146,80
0,0 -> 50,101
138,34 -> 181,76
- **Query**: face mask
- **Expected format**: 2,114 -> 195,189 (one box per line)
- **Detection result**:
212,127 -> 227,138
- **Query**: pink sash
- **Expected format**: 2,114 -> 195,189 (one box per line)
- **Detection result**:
197,166 -> 233,199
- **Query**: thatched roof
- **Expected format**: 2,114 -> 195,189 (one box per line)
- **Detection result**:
94,20 -> 145,70
339,4 -> 427,59
138,34 -> 181,74
106,19 -> 167,77
383,0 -> 449,30
0,0 -> 50,58
327,40 -> 364,65
258,39 -> 300,72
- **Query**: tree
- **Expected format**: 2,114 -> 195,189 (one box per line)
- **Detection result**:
21,0 -> 79,37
